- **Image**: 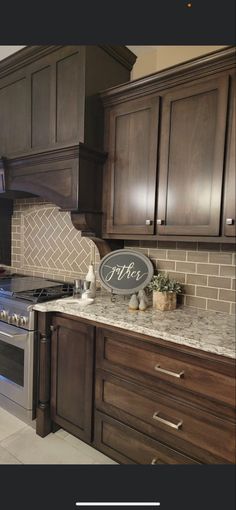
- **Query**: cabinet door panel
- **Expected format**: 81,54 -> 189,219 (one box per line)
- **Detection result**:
105,96 -> 159,235
56,51 -> 84,144
51,316 -> 94,442
223,74 -> 236,237
157,76 -> 229,236
0,76 -> 28,155
31,66 -> 52,149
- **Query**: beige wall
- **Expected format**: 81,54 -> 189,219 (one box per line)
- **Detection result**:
0,46 -> 25,61
131,45 -> 227,80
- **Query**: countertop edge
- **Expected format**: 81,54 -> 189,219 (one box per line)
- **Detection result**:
33,299 -> 236,360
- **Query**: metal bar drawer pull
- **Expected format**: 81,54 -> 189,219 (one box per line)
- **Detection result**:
152,411 -> 183,430
154,364 -> 184,379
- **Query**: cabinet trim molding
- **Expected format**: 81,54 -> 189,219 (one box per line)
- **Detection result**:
0,45 -> 136,80
101,47 -> 236,106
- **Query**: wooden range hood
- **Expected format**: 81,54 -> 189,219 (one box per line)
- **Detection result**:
0,145 -> 122,257
0,45 -> 136,256
1,143 -> 106,236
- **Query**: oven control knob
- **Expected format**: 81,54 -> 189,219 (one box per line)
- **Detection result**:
20,316 -> 28,326
8,314 -> 13,324
0,309 -> 8,320
15,314 -> 21,326
9,314 -> 18,325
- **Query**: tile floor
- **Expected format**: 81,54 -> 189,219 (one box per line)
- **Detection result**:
0,408 -> 117,465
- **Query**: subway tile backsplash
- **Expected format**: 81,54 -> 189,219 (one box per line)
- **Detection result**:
6,199 -> 236,315
125,241 -> 236,315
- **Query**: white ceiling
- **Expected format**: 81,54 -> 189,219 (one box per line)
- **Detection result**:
0,45 -> 156,62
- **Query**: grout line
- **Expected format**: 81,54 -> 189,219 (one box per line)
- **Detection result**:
0,443 -> 24,465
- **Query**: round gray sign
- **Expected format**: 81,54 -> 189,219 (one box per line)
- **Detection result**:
98,249 -> 154,295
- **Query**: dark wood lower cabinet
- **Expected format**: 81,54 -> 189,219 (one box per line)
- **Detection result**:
95,370 -> 234,464
95,326 -> 235,465
50,315 -> 95,442
94,411 -> 200,465
36,313 -> 235,464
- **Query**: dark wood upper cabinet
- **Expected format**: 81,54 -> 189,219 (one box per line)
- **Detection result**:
157,76 -> 229,236
101,47 -> 236,242
51,315 -> 95,443
223,73 -> 236,237
31,65 -> 52,148
104,96 -> 159,235
0,45 -> 136,158
0,74 -> 29,155
0,46 -> 136,241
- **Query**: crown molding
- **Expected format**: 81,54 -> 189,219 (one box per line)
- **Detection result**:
0,44 -> 136,79
101,46 -> 236,105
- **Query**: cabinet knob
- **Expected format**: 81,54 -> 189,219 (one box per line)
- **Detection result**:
226,218 -> 234,225
145,219 -> 153,226
156,219 -> 164,225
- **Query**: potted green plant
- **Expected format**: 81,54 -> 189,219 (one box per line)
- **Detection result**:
148,273 -> 182,311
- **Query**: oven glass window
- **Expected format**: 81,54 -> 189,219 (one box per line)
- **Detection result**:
0,339 -> 24,386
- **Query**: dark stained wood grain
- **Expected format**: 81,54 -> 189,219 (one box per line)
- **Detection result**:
56,51 -> 84,144
94,411 -> 200,464
50,315 -> 95,442
223,73 -> 236,237
103,95 -> 159,235
35,310 -> 235,464
96,327 -> 236,412
95,371 -> 235,464
0,74 -> 28,156
0,45 -> 135,254
95,323 -> 235,464
0,45 -> 135,160
5,144 -> 106,239
101,47 -> 236,244
36,311 -> 53,437
31,65 -> 52,149
157,75 -> 229,236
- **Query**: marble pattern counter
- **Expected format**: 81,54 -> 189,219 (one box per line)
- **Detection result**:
34,294 -> 236,359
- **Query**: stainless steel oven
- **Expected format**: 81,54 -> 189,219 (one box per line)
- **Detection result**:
0,321 -> 35,418
0,275 -> 73,422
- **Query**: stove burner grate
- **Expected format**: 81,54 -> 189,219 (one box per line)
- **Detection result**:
14,282 -> 73,303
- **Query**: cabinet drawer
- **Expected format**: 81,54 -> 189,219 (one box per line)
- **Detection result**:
94,411 -> 200,464
96,371 -> 235,463
97,329 -> 235,408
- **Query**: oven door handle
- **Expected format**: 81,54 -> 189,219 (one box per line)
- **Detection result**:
0,330 -> 27,340
0,330 -> 29,347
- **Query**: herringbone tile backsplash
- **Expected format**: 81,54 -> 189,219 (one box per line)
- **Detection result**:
9,198 -> 100,282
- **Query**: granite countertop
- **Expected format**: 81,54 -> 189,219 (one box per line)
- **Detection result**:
34,293 -> 236,359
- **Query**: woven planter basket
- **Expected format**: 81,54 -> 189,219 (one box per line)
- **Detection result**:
153,291 -> 177,311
